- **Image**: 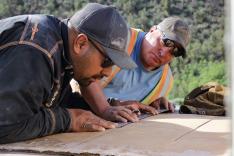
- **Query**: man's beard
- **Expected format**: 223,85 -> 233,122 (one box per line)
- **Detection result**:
77,78 -> 94,87
77,74 -> 105,87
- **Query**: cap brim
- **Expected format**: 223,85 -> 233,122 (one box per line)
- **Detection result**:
103,47 -> 137,69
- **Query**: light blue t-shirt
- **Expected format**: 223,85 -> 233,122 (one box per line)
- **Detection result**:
103,32 -> 164,101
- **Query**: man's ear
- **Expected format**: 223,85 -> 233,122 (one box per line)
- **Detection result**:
149,25 -> 157,32
73,34 -> 89,55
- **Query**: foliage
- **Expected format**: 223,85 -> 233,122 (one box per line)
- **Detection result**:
169,60 -> 227,99
0,0 -> 226,99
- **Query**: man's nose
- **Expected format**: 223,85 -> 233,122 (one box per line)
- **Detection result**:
159,48 -> 169,57
101,66 -> 112,77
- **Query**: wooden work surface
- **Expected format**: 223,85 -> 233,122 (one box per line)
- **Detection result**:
0,114 -> 231,156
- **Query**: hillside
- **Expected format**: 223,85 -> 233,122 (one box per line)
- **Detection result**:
0,0 -> 226,99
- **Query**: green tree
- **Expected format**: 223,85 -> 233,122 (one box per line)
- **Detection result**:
0,0 -> 226,100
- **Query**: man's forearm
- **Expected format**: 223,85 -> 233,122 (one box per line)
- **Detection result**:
80,81 -> 110,116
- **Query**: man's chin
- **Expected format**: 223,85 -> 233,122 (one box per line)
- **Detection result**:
77,78 -> 95,87
76,74 -> 104,87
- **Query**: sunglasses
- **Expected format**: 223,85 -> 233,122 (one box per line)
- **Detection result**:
157,27 -> 184,57
89,39 -> 114,68
161,38 -> 183,57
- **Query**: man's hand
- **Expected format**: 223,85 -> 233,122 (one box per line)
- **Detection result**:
110,100 -> 157,115
102,100 -> 157,123
68,109 -> 116,132
102,106 -> 140,123
150,97 -> 175,113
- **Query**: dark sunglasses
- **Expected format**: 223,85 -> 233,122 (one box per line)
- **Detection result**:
162,38 -> 184,57
157,26 -> 184,57
89,39 -> 114,68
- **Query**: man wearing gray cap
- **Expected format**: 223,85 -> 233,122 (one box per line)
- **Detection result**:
0,3 -> 152,143
74,16 -> 190,117
104,16 -> 190,110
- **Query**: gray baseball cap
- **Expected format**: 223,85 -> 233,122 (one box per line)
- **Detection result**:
69,3 -> 137,69
157,16 -> 190,58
